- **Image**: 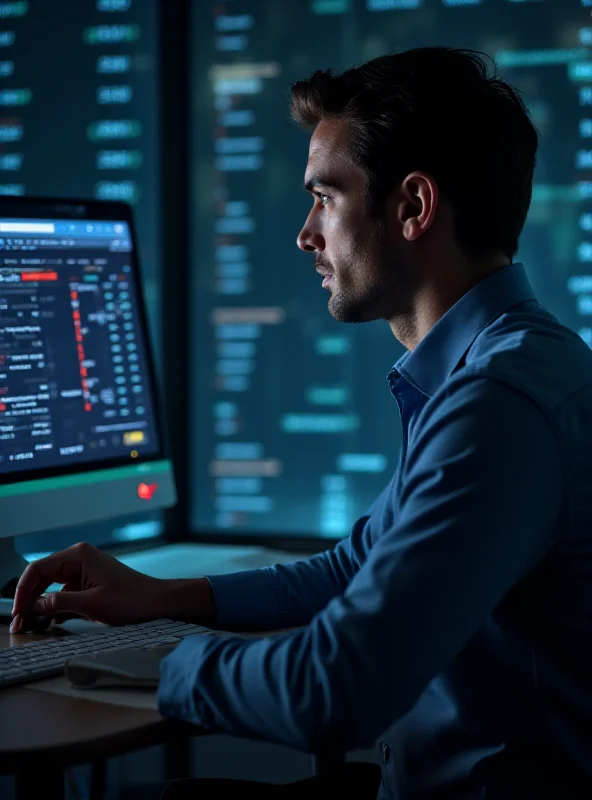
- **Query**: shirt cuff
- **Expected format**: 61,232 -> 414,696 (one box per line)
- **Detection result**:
157,634 -> 214,725
206,567 -> 282,631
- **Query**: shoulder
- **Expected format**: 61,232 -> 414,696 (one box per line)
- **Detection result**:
402,373 -> 564,518
461,303 -> 592,409
409,372 -> 561,472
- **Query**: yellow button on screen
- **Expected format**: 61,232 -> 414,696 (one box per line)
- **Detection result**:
123,431 -> 145,446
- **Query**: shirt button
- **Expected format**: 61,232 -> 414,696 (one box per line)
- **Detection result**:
380,742 -> 391,763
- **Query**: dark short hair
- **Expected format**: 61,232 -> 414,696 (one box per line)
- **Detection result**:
290,47 -> 538,261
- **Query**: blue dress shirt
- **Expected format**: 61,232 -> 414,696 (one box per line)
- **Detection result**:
158,262 -> 592,799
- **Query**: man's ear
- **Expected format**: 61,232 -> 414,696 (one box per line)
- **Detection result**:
396,171 -> 439,242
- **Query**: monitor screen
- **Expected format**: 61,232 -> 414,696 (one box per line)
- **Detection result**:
0,202 -> 175,542
0,217 -> 162,480
190,0 -> 588,540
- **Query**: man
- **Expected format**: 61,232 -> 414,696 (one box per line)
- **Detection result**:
11,47 -> 592,799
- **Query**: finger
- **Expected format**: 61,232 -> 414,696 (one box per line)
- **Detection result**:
33,587 -> 98,618
9,614 -> 23,633
51,583 -> 83,623
9,613 -> 51,634
12,545 -> 89,616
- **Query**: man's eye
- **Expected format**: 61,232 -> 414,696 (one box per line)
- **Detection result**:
318,193 -> 330,207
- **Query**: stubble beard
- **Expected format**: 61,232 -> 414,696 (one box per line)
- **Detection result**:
328,233 -> 394,324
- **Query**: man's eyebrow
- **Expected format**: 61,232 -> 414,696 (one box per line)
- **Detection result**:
304,176 -> 342,193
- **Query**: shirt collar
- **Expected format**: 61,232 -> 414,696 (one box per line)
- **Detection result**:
389,262 -> 536,398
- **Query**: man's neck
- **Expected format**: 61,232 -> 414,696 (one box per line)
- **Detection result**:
389,256 -> 510,351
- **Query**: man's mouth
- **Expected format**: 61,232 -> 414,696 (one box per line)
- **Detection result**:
315,265 -> 334,288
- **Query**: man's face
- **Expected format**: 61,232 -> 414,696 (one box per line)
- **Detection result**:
297,118 -> 412,324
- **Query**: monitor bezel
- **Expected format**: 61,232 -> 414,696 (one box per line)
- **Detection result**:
0,195 -> 171,487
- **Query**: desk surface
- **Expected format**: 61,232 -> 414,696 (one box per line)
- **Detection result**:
0,623 -> 195,773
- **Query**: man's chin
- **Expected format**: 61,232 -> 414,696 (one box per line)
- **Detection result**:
328,294 -> 368,324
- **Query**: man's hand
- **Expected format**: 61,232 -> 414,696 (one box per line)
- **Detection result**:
10,542 -> 168,632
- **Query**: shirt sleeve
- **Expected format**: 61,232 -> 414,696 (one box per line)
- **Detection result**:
158,375 -> 565,753
206,502 -> 377,631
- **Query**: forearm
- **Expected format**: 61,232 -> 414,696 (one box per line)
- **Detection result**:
156,573 -> 290,632
157,577 -> 217,626
209,532 -> 371,632
155,513 -> 374,632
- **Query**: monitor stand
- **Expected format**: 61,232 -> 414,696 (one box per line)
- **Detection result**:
0,538 -> 28,623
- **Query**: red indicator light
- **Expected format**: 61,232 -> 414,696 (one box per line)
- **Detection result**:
138,482 -> 158,500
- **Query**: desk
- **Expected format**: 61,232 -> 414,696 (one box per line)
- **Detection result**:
0,626 -> 343,800
0,622 -> 198,800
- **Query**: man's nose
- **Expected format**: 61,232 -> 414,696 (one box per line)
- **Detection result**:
297,218 -> 325,253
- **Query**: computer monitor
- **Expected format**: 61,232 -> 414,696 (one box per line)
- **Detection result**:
0,197 -> 176,611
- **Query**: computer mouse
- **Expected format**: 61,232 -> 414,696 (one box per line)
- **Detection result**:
65,645 -> 176,689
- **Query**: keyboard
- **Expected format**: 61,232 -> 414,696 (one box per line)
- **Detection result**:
0,618 -> 210,689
